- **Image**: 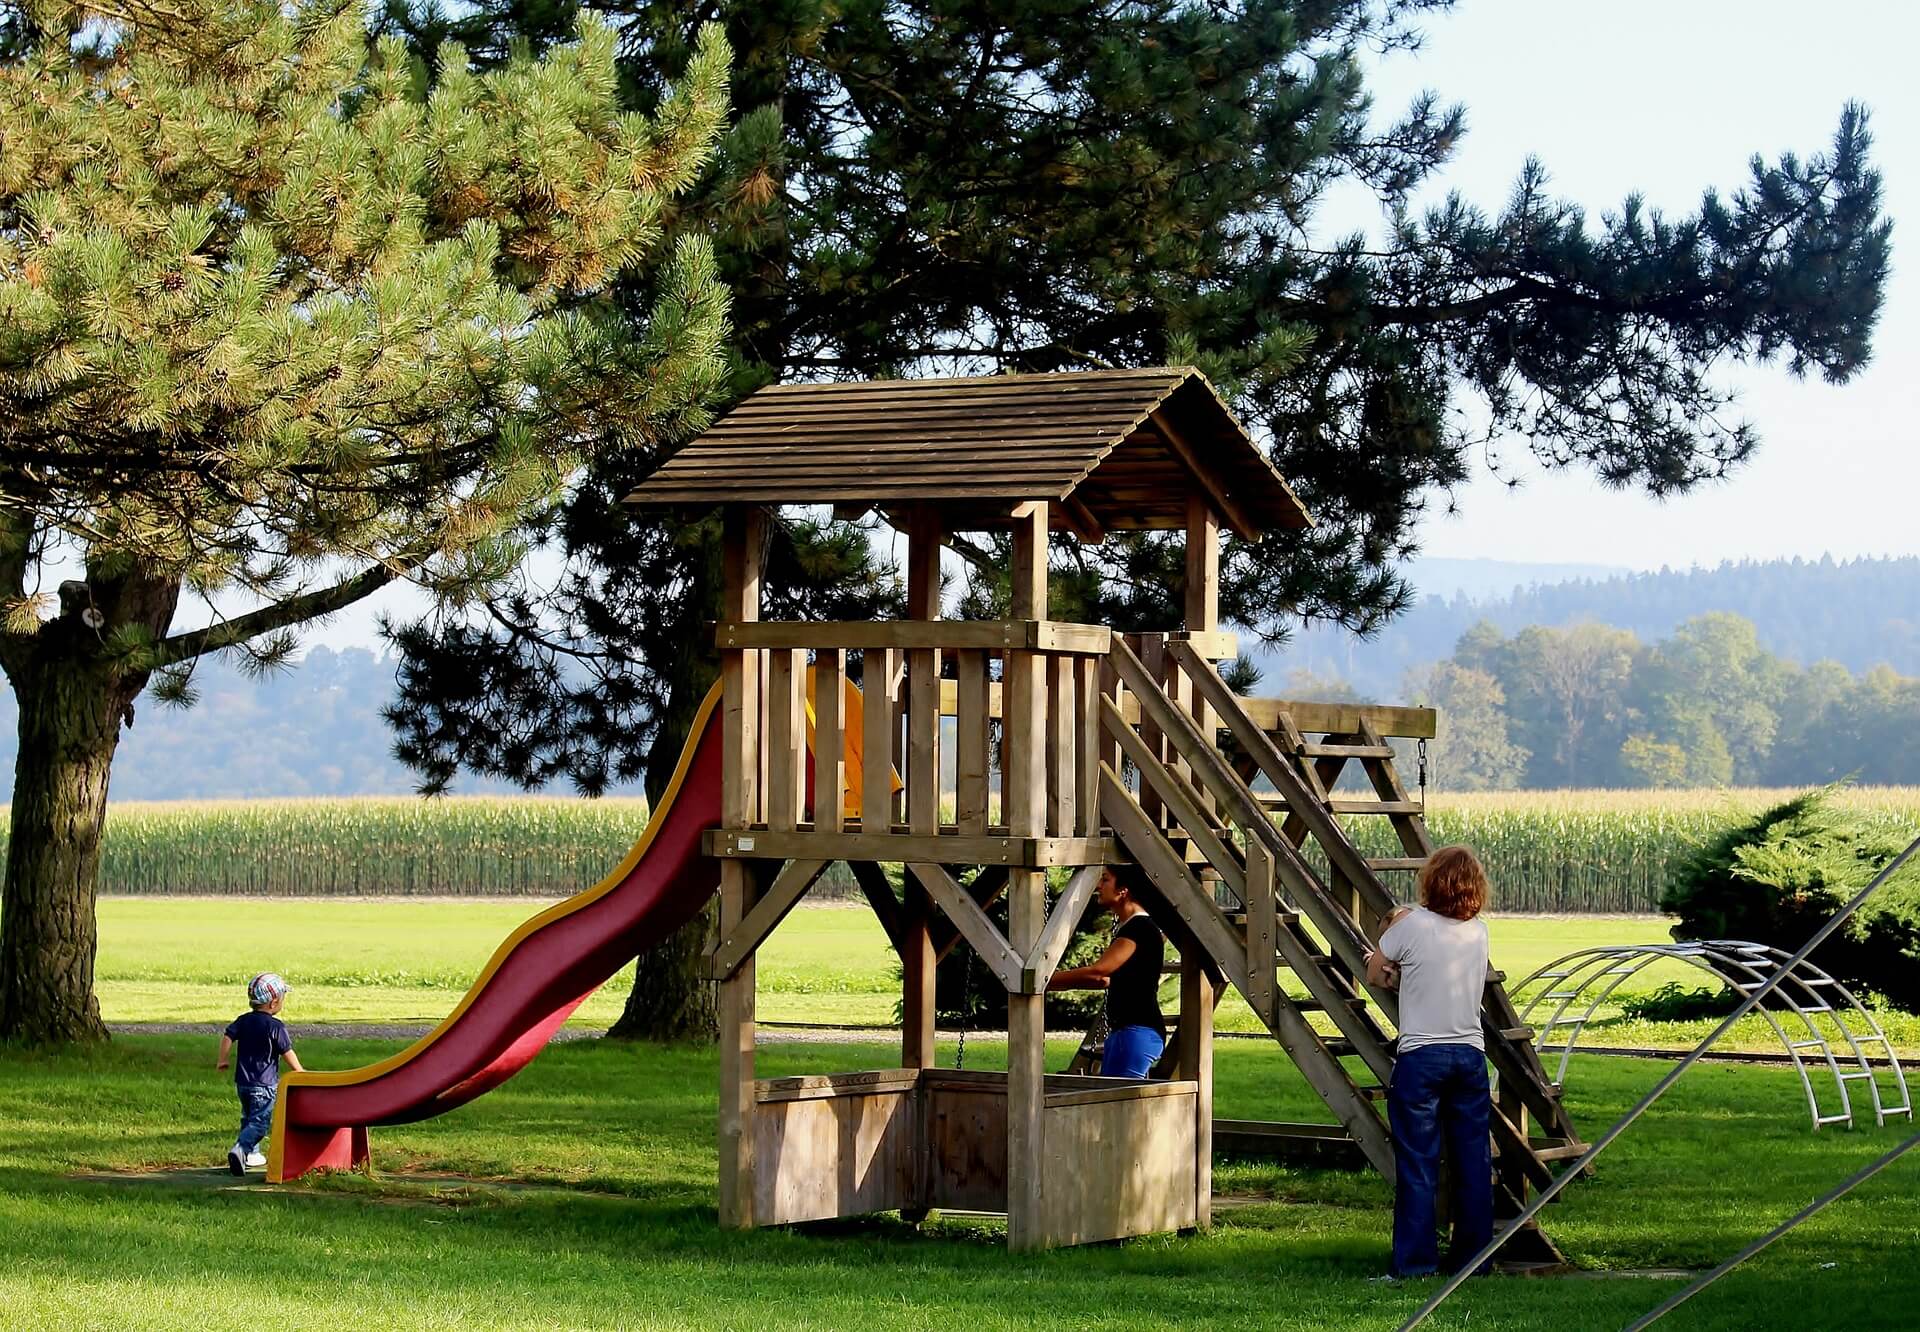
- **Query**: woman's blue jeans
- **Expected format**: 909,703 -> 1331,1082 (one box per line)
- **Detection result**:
1102,1025 -> 1165,1079
1387,1043 -> 1494,1277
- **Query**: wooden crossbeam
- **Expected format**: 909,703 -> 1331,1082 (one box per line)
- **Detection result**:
933,866 -> 1011,962
908,862 -> 1026,993
1023,864 -> 1102,990
710,859 -> 831,979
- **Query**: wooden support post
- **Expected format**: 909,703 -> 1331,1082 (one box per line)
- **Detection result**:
1177,949 -> 1215,1231
1005,500 -> 1049,1251
718,505 -> 764,1230
1184,497 -> 1221,817
903,507 -> 942,1071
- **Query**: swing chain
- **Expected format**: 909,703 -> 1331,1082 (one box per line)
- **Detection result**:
954,945 -> 975,1071
1417,737 -> 1429,799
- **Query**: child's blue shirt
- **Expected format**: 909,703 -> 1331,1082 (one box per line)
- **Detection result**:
224,1010 -> 291,1091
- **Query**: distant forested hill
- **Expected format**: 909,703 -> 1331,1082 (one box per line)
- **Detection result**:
0,648 -> 527,801
1264,556 -> 1920,700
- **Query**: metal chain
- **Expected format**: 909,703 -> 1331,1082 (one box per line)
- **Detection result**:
1417,737 -> 1429,799
954,946 -> 975,1070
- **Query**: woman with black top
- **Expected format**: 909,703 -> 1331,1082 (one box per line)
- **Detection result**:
1046,864 -> 1166,1078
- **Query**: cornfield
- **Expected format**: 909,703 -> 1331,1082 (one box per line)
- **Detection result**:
62,797 -> 655,897
9,786 -> 1918,909
1341,787 -> 1920,913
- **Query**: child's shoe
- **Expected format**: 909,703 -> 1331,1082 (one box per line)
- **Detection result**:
227,1144 -> 245,1176
245,1150 -> 267,1169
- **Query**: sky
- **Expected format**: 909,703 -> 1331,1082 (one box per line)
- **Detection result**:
1357,0 -> 1918,574
301,0 -> 1918,651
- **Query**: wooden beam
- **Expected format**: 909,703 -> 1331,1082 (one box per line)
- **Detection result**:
717,619 -> 1110,654
813,650 -> 846,834
861,648 -> 898,831
1179,949 -> 1215,1230
933,866 -> 1011,962
710,860 -> 831,979
1184,494 -> 1220,634
1022,864 -> 1102,991
908,862 -> 1025,994
1151,407 -> 1260,540
704,829 -> 1117,867
1006,499 -> 1049,1252
766,649 -> 803,832
717,505 -> 764,1230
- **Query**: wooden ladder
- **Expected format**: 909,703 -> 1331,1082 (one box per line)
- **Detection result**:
1089,635 -> 1577,1263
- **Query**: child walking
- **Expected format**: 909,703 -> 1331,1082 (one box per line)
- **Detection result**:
216,972 -> 304,1175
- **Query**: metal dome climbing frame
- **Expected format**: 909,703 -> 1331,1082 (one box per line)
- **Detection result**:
1513,941 -> 1912,1131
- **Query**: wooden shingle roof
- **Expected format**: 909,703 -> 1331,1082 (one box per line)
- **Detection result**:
624,367 -> 1311,539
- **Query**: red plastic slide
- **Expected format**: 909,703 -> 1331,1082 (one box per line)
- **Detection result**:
268,683 -> 725,1182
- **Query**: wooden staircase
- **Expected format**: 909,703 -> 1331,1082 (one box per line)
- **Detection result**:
1085,635 -> 1583,1264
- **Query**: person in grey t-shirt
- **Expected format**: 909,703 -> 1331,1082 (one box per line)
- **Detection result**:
1365,846 -> 1495,1279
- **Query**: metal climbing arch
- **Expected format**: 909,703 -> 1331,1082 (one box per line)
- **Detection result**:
1513,940 -> 1912,1131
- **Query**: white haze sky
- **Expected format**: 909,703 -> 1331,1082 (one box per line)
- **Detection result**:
301,0 -> 1918,650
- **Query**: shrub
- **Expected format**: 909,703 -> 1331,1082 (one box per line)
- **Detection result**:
1618,981 -> 1742,1023
1661,788 -> 1920,1012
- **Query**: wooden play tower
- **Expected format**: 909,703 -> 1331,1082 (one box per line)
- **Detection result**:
629,367 -> 1582,1254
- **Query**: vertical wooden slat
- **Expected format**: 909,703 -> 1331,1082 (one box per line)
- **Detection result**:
718,505 -> 764,1230
1045,654 -> 1075,837
956,650 -> 990,835
1096,654 -> 1122,785
1005,500 -> 1049,1251
814,649 -> 846,834
887,652 -> 907,826
861,647 -> 896,833
766,649 -> 803,833
906,507 -> 943,837
1077,655 -> 1101,835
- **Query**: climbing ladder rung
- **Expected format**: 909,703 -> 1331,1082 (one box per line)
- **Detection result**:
1301,742 -> 1396,759
1837,1071 -> 1875,1081
1542,992 -> 1581,1002
1364,857 -> 1428,872
1327,799 -> 1424,815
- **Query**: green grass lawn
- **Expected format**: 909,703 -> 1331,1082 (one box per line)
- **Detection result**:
0,1031 -> 1914,1329
96,898 -> 1920,1055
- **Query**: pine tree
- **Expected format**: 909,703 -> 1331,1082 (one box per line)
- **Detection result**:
380,0 -> 1890,1034
0,0 -> 731,1042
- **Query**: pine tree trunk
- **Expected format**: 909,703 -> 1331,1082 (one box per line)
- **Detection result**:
0,659 -> 128,1043
0,566 -> 178,1044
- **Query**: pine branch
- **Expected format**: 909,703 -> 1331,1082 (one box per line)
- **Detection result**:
149,557 -> 420,669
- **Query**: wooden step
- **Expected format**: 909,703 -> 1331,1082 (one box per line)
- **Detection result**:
1225,909 -> 1301,929
1501,1026 -> 1536,1042
1301,742 -> 1395,759
1365,856 -> 1428,872
1327,799 -> 1424,815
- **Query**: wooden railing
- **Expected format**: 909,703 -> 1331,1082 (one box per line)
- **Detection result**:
717,619 -> 1112,847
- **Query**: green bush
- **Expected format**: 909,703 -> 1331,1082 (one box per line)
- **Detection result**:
1618,981 -> 1742,1023
1660,788 -> 1920,1012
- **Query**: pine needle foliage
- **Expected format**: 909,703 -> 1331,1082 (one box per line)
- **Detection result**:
0,0 -> 731,651
0,0 -> 733,1043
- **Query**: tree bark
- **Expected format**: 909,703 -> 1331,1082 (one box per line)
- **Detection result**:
0,565 -> 178,1044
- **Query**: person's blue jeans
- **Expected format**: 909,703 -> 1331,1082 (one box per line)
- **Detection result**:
1102,1025 -> 1165,1079
236,1085 -> 276,1153
1387,1043 -> 1494,1278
